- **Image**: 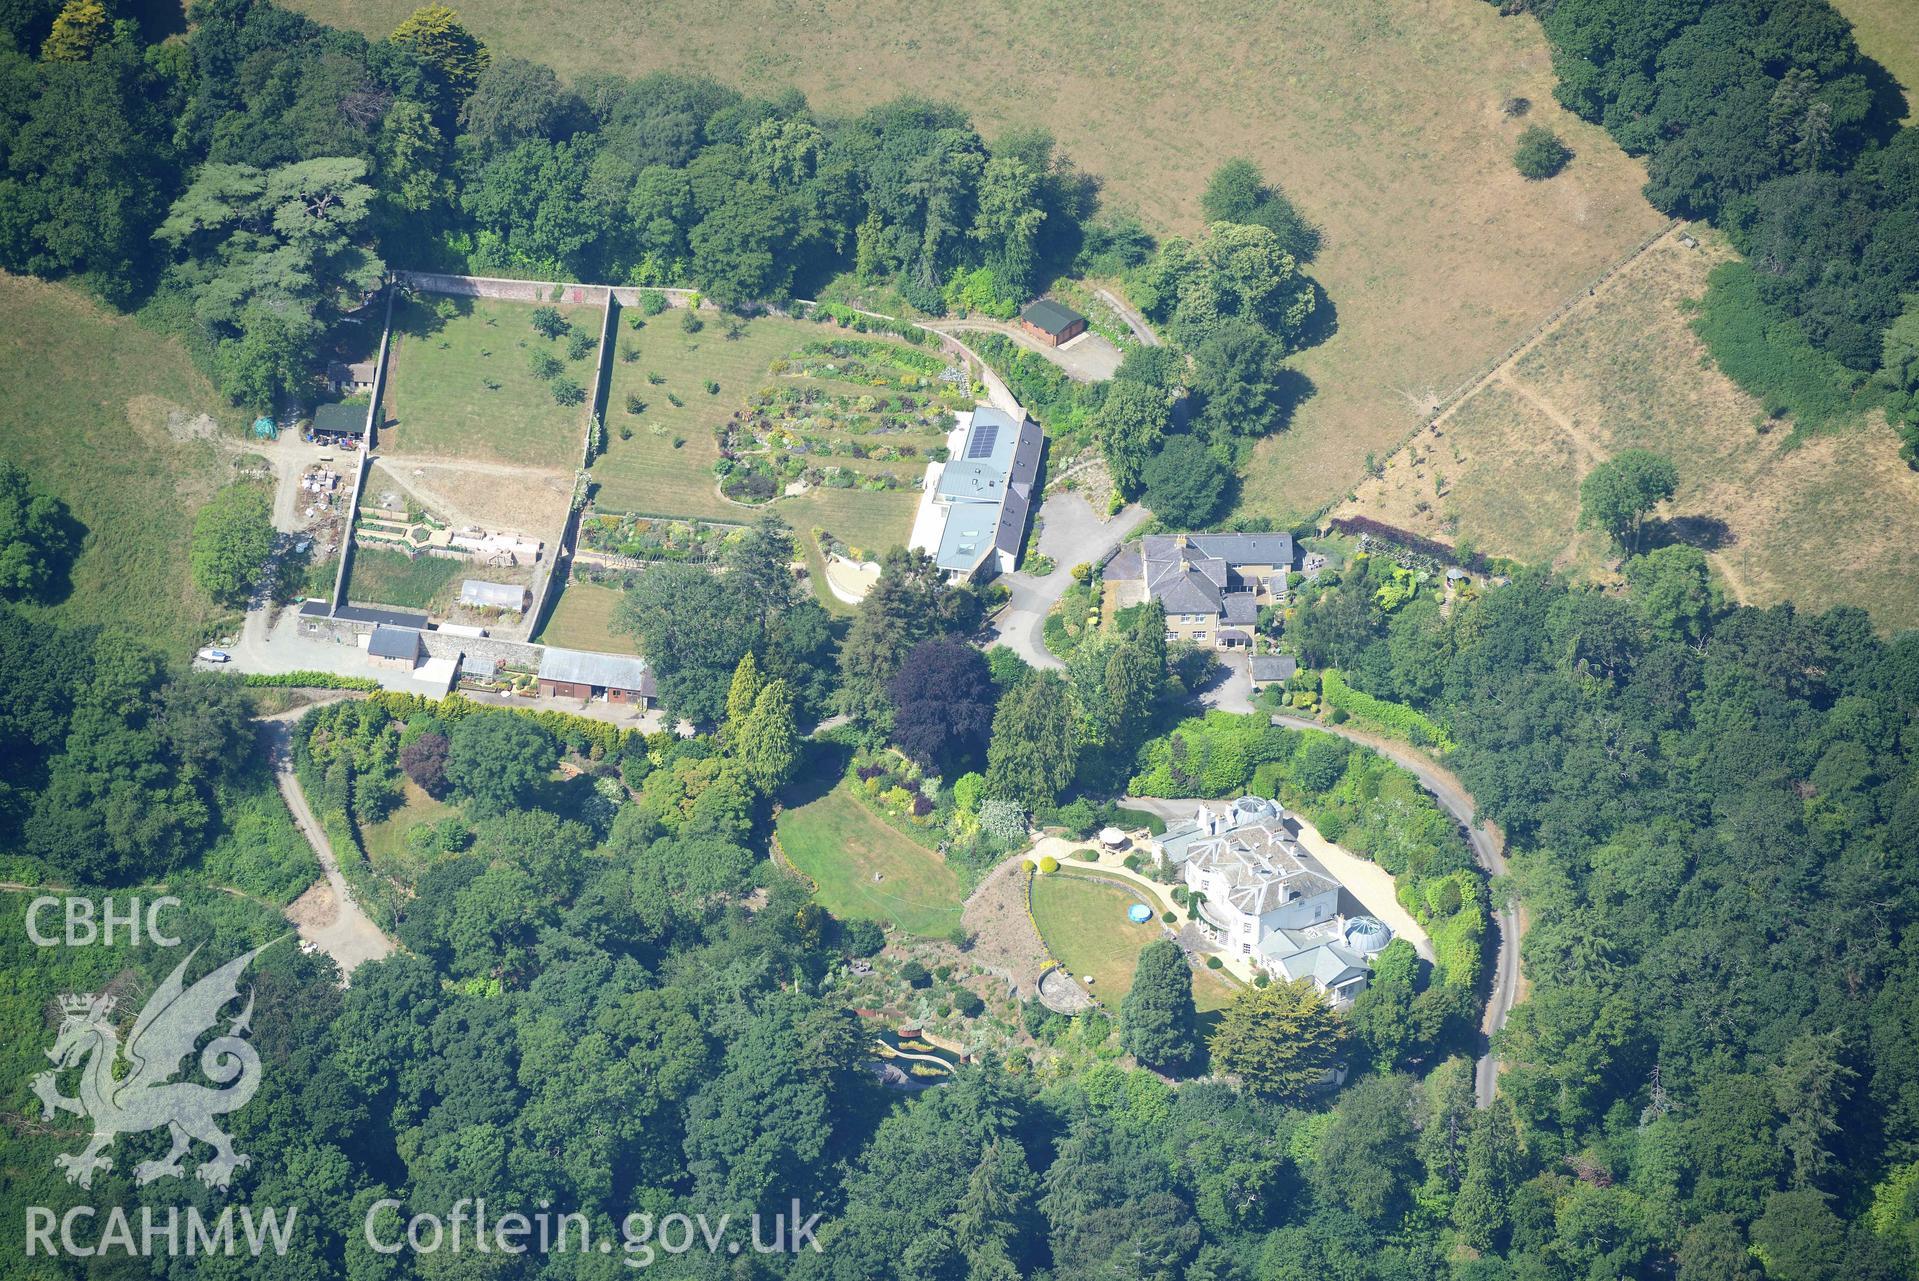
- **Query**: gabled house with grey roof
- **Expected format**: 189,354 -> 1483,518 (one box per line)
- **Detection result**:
1105,531 -> 1295,649
1153,796 -> 1391,1004
907,405 -> 1043,582
365,625 -> 423,669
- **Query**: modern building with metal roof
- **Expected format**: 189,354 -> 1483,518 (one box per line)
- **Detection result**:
906,405 -> 1043,581
537,646 -> 656,706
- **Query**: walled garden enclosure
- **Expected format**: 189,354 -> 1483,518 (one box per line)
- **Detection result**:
380,295 -> 601,465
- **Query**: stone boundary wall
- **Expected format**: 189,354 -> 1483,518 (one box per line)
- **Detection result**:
419,630 -> 539,673
586,297 -> 617,468
394,271 -> 612,306
301,614 -> 542,676
331,289 -> 397,609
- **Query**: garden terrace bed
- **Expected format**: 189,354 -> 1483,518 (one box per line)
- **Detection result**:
578,512 -> 740,563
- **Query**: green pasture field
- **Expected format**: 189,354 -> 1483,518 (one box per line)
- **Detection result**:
381,295 -> 601,465
0,272 -> 240,654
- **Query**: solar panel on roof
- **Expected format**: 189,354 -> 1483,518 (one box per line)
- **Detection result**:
965,423 -> 999,459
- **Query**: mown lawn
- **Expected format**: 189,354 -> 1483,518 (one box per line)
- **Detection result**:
343,545 -> 464,611
0,272 -> 239,654
534,579 -> 633,652
775,762 -> 965,937
1031,872 -> 1237,1012
381,295 -> 601,465
360,779 -> 457,874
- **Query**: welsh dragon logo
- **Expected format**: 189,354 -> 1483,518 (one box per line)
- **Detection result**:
32,944 -> 270,1190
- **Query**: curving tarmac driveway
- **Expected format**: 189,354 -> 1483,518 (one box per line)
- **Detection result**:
1268,713 -> 1519,1106
923,317 -> 1123,381
988,495 -> 1150,670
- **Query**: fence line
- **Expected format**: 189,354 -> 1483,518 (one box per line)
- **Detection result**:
1429,220 -> 1681,427
1307,219 -> 1683,533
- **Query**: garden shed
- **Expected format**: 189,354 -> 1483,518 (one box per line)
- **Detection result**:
1019,299 -> 1088,347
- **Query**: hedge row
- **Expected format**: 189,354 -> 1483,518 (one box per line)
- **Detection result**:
354,690 -> 648,761
241,671 -> 382,690
1320,670 -> 1455,752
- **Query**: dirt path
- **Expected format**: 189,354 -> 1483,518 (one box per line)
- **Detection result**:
367,452 -> 573,535
1089,285 -> 1162,347
257,713 -> 395,980
1707,551 -> 1753,603
1430,224 -> 1682,433
1497,372 -> 1605,468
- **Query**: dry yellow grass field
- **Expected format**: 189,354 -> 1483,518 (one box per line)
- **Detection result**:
293,0 -> 1668,523
1830,0 -> 1919,122
1340,231 -> 1919,630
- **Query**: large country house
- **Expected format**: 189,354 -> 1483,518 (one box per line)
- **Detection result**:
1154,796 -> 1391,1004
1104,532 -> 1296,649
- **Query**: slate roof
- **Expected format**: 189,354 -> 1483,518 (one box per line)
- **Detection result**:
336,603 -> 430,629
1103,545 -> 1143,582
1250,654 -> 1299,683
1263,938 -> 1372,990
311,403 -> 366,436
367,625 -> 422,661
1167,796 -> 1339,919
1020,298 -> 1085,337
1122,532 -> 1297,620
538,646 -> 655,695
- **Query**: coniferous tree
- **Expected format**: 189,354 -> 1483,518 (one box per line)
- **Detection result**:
1120,940 -> 1201,1075
1207,979 -> 1344,1103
